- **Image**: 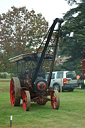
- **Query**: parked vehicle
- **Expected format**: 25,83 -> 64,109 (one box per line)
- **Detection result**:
77,59 -> 85,89
45,71 -> 78,92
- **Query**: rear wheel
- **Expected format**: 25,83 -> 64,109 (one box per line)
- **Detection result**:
10,77 -> 21,106
22,91 -> 30,111
51,89 -> 60,109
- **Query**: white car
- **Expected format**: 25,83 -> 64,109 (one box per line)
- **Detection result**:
45,71 -> 78,92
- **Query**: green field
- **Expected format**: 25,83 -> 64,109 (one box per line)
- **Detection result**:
0,80 -> 85,128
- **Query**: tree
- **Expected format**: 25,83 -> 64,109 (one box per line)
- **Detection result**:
0,6 -> 48,72
0,6 -> 48,58
56,1 -> 85,74
65,0 -> 85,5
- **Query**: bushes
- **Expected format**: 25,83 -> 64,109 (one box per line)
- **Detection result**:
0,73 -> 7,78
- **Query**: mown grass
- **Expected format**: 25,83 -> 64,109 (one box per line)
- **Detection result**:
0,81 -> 85,128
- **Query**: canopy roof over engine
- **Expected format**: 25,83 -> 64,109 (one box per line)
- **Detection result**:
9,53 -> 53,63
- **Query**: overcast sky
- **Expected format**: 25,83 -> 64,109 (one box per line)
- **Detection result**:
0,0 -> 74,25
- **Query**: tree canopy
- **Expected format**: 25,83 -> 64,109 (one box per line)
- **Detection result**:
0,6 -> 48,57
0,2 -> 85,74
56,1 -> 85,74
65,0 -> 85,5
0,6 -> 48,72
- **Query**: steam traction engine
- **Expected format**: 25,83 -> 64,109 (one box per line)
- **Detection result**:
9,18 -> 64,111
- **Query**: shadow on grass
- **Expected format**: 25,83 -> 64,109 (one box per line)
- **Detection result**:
19,101 -> 52,112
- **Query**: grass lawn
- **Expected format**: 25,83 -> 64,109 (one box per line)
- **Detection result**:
0,80 -> 85,128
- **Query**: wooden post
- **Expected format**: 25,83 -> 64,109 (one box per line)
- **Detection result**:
10,115 -> 12,127
60,74 -> 62,92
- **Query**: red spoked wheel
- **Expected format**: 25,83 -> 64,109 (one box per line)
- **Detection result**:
10,77 -> 21,106
22,91 -> 31,111
51,89 -> 60,109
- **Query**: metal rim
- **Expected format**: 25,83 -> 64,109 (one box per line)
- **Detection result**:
10,77 -> 21,106
51,90 -> 60,109
10,78 -> 15,106
22,91 -> 30,111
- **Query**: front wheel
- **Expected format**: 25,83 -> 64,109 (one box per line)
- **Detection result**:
22,91 -> 31,111
51,89 -> 60,109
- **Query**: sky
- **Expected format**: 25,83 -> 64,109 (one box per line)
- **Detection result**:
0,0 -> 74,25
